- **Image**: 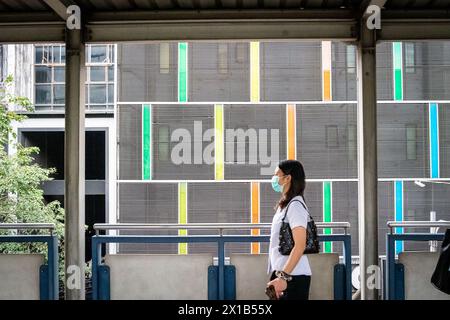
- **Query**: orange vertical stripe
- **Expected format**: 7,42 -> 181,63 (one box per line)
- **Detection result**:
251,182 -> 260,254
287,104 -> 296,160
323,70 -> 331,101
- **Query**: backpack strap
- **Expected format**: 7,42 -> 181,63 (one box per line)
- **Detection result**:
281,198 -> 314,223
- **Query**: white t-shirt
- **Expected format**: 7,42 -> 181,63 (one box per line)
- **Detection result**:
267,195 -> 312,276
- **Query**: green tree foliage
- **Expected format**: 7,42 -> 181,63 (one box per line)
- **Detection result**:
0,75 -> 65,277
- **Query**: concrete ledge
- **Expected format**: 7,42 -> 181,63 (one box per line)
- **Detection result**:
0,254 -> 44,300
230,253 -> 339,300
105,254 -> 213,300
399,251 -> 450,300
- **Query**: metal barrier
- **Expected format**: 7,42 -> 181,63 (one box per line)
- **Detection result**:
386,221 -> 450,300
92,222 -> 352,300
0,223 -> 58,300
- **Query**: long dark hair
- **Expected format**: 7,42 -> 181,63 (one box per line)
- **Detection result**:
275,160 -> 307,210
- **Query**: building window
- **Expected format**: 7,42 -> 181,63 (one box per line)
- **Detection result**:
347,124 -> 357,162
406,124 -> 417,160
235,43 -> 246,64
218,43 -> 228,74
159,43 -> 170,74
346,45 -> 356,74
86,44 -> 115,111
34,44 -> 115,112
405,42 -> 415,74
158,126 -> 170,161
34,45 -> 65,111
326,125 -> 339,148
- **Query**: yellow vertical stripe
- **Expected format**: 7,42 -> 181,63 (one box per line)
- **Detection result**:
250,41 -> 260,102
178,182 -> 188,254
251,182 -> 260,254
323,70 -> 331,101
215,104 -> 224,180
287,104 -> 297,160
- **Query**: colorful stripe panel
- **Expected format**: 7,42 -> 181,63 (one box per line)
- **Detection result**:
251,182 -> 260,254
250,41 -> 260,102
178,42 -> 188,102
322,41 -> 332,101
393,42 -> 403,101
287,104 -> 297,160
395,180 -> 404,255
429,103 -> 440,179
178,182 -> 188,254
142,104 -> 152,180
323,181 -> 332,253
215,104 -> 224,180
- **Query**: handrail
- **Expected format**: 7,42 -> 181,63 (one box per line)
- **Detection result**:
387,220 -> 450,233
0,223 -> 55,233
94,222 -> 350,234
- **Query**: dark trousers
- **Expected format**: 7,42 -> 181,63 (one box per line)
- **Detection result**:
270,271 -> 311,300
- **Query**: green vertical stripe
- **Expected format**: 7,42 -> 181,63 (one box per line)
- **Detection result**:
142,104 -> 151,180
178,182 -> 188,254
178,42 -> 188,102
323,181 -> 332,253
393,42 -> 403,101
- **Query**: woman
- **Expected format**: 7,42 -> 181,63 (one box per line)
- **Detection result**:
267,159 -> 311,300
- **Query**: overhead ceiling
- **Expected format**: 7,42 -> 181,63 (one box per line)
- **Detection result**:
1,0 -> 450,43
0,0 -> 448,13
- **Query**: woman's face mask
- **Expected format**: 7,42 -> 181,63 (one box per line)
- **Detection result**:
271,175 -> 286,193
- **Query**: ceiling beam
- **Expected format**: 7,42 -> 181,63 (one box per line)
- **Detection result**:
85,19 -> 357,42
378,20 -> 450,41
42,0 -> 70,20
84,9 -> 357,21
359,0 -> 388,19
0,23 -> 65,43
1,9 -> 450,43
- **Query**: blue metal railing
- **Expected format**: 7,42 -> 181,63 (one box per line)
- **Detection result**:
92,223 -> 352,300
0,223 -> 58,300
386,221 -> 450,300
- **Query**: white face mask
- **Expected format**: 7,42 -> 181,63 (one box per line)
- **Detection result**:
271,175 -> 285,193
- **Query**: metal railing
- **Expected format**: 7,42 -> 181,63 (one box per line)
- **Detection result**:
94,222 -> 351,234
0,223 -> 58,300
0,223 -> 55,233
385,220 -> 449,300
91,222 -> 352,300
387,221 -> 450,233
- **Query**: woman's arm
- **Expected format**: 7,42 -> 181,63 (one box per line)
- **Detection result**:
267,226 -> 307,298
281,226 -> 307,274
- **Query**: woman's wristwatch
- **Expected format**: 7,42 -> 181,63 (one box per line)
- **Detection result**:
275,270 -> 292,282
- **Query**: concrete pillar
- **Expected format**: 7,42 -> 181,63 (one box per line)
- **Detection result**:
356,20 -> 379,300
64,28 -> 86,300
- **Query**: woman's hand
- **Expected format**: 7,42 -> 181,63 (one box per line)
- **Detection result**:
267,277 -> 287,299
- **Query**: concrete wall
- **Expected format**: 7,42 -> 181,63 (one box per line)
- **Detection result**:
0,254 -> 44,300
4,44 -> 34,107
105,254 -> 213,299
399,251 -> 450,300
230,253 -> 339,300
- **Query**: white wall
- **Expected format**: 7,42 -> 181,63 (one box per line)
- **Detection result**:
11,117 -> 118,254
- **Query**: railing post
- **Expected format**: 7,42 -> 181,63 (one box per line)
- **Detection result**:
91,236 -> 99,300
218,238 -> 225,300
343,235 -> 352,300
386,233 -> 396,300
48,235 -> 59,300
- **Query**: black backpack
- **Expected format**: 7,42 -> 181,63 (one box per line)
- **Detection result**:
431,228 -> 450,295
278,199 -> 320,255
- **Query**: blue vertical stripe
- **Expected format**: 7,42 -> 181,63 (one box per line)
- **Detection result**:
429,103 -> 440,179
395,181 -> 404,255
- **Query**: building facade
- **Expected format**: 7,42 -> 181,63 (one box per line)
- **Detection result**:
1,40 -> 449,259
